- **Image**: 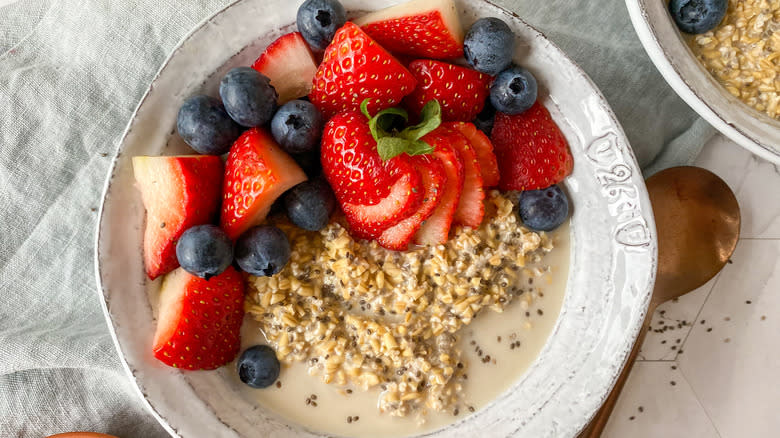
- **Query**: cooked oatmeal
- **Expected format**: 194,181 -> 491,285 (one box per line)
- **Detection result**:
245,191 -> 553,419
687,0 -> 780,119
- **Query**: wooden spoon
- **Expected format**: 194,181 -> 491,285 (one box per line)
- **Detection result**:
580,166 -> 740,437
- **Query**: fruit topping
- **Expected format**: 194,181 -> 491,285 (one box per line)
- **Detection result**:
491,101 -> 573,191
219,67 -> 278,127
175,225 -> 233,280
473,99 -> 496,136
377,156 -> 445,251
297,0 -> 347,51
270,100 -> 324,155
176,95 -> 242,155
354,0 -> 464,60
251,32 -> 318,103
463,17 -> 515,75
518,184 -> 569,231
414,128 -> 464,245
669,0 -> 727,34
235,225 -> 291,277
441,126 -> 485,228
153,266 -> 245,370
309,22 -> 417,119
237,345 -> 281,388
490,65 -> 537,115
404,59 -> 492,123
284,178 -> 337,231
341,170 -> 423,238
132,155 -> 223,280
446,121 -> 500,187
220,128 -> 307,240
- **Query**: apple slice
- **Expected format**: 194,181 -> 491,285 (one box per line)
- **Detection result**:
252,32 -> 318,104
220,127 -> 307,240
354,0 -> 464,59
153,267 -> 245,370
132,155 -> 223,280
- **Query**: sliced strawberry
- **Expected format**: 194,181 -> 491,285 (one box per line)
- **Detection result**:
491,102 -> 574,191
321,111 -> 418,205
377,156 -> 445,250
341,169 -> 423,238
252,32 -> 318,104
440,125 -> 485,228
153,266 -> 245,370
220,128 -> 307,240
132,155 -> 223,280
414,129 -> 464,245
309,22 -> 417,119
446,121 -> 500,187
354,0 -> 464,60
405,60 -> 492,122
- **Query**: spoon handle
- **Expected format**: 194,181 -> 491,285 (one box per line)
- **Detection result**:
579,310 -> 652,438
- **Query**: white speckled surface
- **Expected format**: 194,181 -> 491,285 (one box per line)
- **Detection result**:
95,0 -> 657,437
605,134 -> 780,437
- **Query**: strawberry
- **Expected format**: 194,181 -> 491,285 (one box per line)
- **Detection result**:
491,102 -> 574,191
309,22 -> 417,119
220,128 -> 307,240
404,60 -> 492,122
414,128 -> 464,245
252,32 -> 318,104
446,121 -> 500,187
354,0 -> 464,60
377,156 -> 445,250
153,267 -> 245,370
441,125 -> 485,228
132,155 -> 223,280
341,169 -> 423,237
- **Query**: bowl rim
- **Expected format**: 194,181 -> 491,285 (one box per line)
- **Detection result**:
95,0 -> 657,437
626,0 -> 780,164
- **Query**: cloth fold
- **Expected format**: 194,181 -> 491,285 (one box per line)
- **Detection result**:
0,0 -> 713,436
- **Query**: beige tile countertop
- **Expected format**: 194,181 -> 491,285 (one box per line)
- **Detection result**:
604,134 -> 780,437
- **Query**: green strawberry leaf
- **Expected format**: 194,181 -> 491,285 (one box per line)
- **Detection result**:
362,98 -> 440,161
399,100 -> 442,142
377,137 -> 413,161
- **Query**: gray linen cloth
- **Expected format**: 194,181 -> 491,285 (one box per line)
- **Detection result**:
0,0 -> 715,436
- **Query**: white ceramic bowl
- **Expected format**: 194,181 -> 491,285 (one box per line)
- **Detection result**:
626,0 -> 780,163
95,0 -> 657,436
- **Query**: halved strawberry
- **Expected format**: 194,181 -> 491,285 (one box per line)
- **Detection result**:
309,22 -> 417,119
153,267 -> 245,370
491,102 -> 574,191
321,111 -> 418,205
414,129 -> 464,245
377,156 -> 445,250
220,128 -> 307,240
252,32 -> 318,104
342,169 -> 423,238
132,155 -> 223,280
405,60 -> 492,122
354,0 -> 464,60
446,121 -> 500,187
441,126 -> 485,228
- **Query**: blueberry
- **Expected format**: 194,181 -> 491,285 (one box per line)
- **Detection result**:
518,185 -> 569,232
285,178 -> 336,231
463,17 -> 515,75
490,66 -> 538,115
177,95 -> 242,155
669,0 -> 727,34
474,99 -> 496,136
271,100 -> 324,154
297,0 -> 346,51
175,225 -> 233,279
219,67 -> 278,127
235,225 -> 291,276
237,345 -> 280,388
